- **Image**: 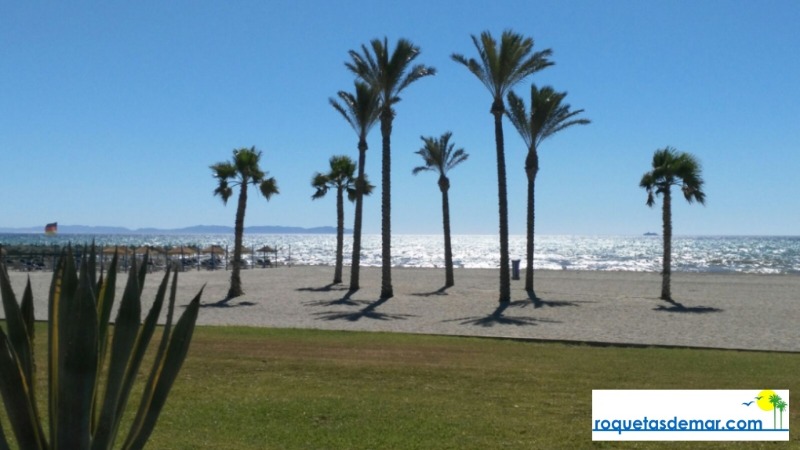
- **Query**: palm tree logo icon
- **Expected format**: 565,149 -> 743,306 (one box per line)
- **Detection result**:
754,390 -> 788,429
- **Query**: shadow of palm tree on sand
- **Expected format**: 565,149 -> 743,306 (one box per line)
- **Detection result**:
199,298 -> 256,308
304,289 -> 374,307
411,286 -> 450,297
445,302 -> 562,327
296,283 -> 350,293
313,297 -> 416,322
654,299 -> 723,314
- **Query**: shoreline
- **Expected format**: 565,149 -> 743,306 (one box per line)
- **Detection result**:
4,267 -> 799,352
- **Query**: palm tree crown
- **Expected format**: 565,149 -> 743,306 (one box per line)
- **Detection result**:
452,30 -> 553,113
346,37 -> 436,115
507,85 -> 591,158
413,132 -> 470,181
640,148 -> 706,206
312,155 -> 363,202
211,147 -> 279,204
329,81 -> 381,143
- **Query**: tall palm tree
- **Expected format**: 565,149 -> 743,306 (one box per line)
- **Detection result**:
412,132 -> 469,288
640,147 -> 705,301
211,146 -> 279,299
330,81 -> 381,291
769,394 -> 781,429
452,30 -> 552,303
312,155 -> 373,285
777,399 -> 787,429
506,84 -> 590,298
347,37 -> 436,299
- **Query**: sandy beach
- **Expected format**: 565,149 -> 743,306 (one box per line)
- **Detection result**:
4,266 -> 798,352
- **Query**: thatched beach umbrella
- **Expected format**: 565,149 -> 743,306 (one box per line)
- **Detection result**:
201,245 -> 225,255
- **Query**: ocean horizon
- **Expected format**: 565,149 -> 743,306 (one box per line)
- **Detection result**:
1,233 -> 799,275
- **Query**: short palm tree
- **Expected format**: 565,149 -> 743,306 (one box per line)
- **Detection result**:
347,37 -> 436,299
452,30 -> 552,303
413,132 -> 469,288
640,147 -> 705,301
330,81 -> 381,291
312,155 -> 373,285
211,147 -> 279,299
507,84 -> 590,298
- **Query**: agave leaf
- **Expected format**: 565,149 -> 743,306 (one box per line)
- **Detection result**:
122,286 -> 202,450
111,265 -> 172,435
55,253 -> 98,448
47,254 -> 63,445
0,328 -> 46,449
49,247 -> 80,445
92,251 -> 119,433
0,265 -> 35,401
0,419 -> 10,450
92,259 -> 143,449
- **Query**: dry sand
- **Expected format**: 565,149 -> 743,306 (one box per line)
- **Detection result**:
4,266 -> 799,352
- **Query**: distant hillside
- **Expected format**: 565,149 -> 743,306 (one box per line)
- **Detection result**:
0,224 -> 347,234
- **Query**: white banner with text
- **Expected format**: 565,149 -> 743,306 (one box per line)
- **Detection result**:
592,390 -> 789,441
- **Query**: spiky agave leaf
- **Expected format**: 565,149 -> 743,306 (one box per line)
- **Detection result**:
92,258 -> 143,448
104,265 -> 174,447
0,327 -> 46,449
0,265 -> 35,403
56,254 -> 99,448
123,274 -> 203,450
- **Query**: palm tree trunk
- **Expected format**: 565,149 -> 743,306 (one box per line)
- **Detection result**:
492,100 -> 511,303
228,181 -> 247,299
525,150 -> 538,297
349,139 -> 368,291
440,176 -> 454,288
380,111 -> 393,299
334,187 -> 344,284
661,188 -> 672,301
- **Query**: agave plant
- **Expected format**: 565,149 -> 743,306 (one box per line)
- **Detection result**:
0,246 -> 202,449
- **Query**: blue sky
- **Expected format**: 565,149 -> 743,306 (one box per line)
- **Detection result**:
1,0 -> 798,235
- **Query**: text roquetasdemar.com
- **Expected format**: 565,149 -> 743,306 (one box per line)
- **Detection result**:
594,417 -> 764,435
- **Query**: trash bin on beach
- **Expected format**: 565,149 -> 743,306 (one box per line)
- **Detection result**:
511,259 -> 521,280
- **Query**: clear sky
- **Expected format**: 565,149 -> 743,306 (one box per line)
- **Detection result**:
1,0 -> 798,236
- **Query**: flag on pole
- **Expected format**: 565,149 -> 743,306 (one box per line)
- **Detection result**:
45,222 -> 58,235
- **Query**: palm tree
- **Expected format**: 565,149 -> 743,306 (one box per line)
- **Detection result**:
312,155 -> 373,285
347,37 -> 436,299
211,146 -> 279,299
452,30 -> 552,303
413,132 -> 469,288
776,399 -> 787,429
640,147 -> 705,301
769,394 -> 781,429
330,81 -> 381,291
506,84 -> 590,298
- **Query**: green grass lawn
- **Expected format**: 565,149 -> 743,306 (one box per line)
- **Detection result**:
4,325 -> 799,449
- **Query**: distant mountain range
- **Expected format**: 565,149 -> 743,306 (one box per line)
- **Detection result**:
0,224 -> 347,234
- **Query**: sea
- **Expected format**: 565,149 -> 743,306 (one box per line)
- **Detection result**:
1,234 -> 799,275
